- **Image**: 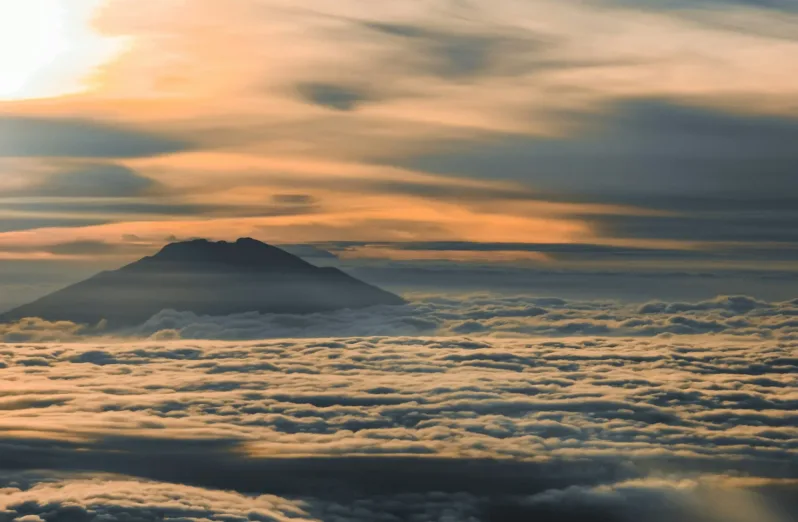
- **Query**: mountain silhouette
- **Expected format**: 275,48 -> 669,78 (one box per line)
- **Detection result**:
0,238 -> 405,327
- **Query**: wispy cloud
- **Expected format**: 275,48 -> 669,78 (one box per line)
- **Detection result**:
0,0 -> 797,282
0,117 -> 192,158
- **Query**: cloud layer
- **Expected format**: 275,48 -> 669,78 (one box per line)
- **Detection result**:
124,294 -> 798,341
0,334 -> 796,520
2,0 -> 798,277
4,294 -> 798,342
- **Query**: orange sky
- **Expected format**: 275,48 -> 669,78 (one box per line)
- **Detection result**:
1,0 -> 797,265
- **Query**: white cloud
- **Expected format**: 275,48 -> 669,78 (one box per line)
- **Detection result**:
0,317 -> 89,343
1,472 -> 794,522
4,294 -> 798,342
117,295 -> 798,340
0,334 -> 795,521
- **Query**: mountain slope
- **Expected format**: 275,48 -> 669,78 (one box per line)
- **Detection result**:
0,238 -> 405,327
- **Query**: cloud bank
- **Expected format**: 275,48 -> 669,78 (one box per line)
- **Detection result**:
4,294 -> 798,342
122,294 -> 798,341
0,335 -> 796,520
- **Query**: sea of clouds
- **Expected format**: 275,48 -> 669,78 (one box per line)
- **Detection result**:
2,294 -> 798,342
0,334 -> 796,521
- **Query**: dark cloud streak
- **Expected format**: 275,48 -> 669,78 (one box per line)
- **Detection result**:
392,99 -> 798,245
296,82 -> 373,111
0,116 -> 193,158
10,163 -> 161,199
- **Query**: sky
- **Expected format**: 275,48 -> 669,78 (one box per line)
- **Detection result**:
1,0 -> 798,307
2,4 -> 798,518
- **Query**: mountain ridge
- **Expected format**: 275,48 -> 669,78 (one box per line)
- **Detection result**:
0,238 -> 405,327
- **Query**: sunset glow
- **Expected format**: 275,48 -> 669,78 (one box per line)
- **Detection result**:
0,0 -> 121,99
0,0 -> 797,518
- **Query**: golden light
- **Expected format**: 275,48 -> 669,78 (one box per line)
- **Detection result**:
0,0 -> 122,100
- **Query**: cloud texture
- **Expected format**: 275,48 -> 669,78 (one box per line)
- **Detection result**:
3,0 -> 798,273
122,294 -> 798,341
0,334 -> 796,520
4,294 -> 798,342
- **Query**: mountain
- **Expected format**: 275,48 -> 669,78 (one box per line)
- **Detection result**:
0,238 -> 405,328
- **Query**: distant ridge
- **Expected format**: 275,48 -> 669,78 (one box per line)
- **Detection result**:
0,238 -> 405,327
